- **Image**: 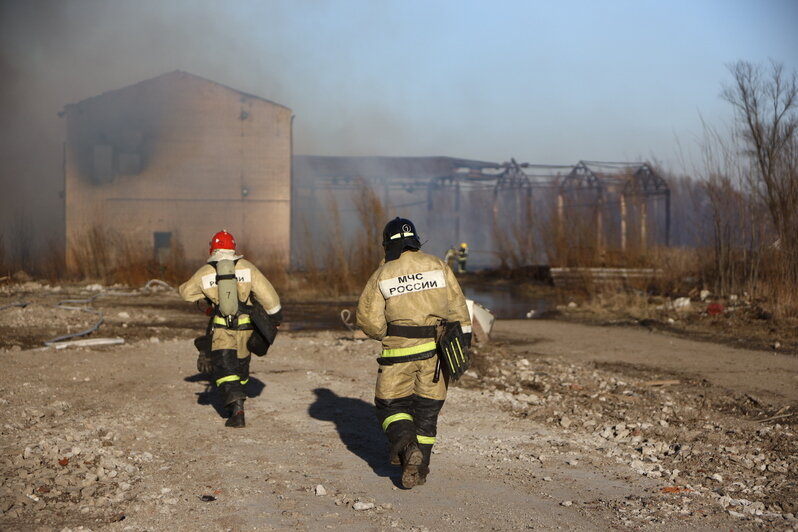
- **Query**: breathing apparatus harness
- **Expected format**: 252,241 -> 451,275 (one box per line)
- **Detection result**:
200,259 -> 279,357
210,259 -> 253,330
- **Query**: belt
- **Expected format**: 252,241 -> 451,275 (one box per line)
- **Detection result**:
378,341 -> 437,365
213,315 -> 252,329
386,323 -> 437,339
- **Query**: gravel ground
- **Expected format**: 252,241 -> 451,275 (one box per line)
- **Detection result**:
0,281 -> 796,531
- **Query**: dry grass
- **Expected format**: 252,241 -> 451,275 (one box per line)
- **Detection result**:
288,180 -> 386,299
491,191 -> 536,269
67,225 -> 193,286
0,235 -> 7,278
245,248 -> 290,295
39,237 -> 66,282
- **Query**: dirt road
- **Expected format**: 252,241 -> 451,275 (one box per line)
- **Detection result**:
493,320 -> 798,404
1,285 -> 796,531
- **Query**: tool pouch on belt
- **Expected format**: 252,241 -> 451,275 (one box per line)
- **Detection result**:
245,296 -> 278,357
436,320 -> 470,381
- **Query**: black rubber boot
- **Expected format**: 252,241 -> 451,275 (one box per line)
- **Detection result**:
400,441 -> 424,489
225,399 -> 245,428
417,443 -> 433,486
388,433 -> 416,466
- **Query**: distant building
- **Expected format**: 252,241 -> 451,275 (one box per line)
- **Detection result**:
291,157 -> 670,270
291,155 -> 499,267
61,71 -> 292,273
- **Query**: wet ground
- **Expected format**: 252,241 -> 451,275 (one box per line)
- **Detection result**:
463,283 -> 558,319
3,276 -> 796,358
0,281 -> 359,350
0,277 -> 557,350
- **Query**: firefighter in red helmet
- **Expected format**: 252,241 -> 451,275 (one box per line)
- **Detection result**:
179,230 -> 282,428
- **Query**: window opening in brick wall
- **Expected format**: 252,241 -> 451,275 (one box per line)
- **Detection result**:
154,232 -> 172,264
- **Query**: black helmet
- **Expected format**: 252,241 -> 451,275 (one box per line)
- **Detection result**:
382,217 -> 421,261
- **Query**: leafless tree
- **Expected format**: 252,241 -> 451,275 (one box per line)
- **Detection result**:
697,115 -> 755,296
722,60 -> 798,285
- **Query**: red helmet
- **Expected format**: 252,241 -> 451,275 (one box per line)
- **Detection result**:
209,230 -> 236,254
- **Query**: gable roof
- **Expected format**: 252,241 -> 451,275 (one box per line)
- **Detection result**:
62,70 -> 291,114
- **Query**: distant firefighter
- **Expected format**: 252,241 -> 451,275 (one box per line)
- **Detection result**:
179,230 -> 282,428
357,217 -> 472,488
457,242 -> 469,273
443,245 -> 457,270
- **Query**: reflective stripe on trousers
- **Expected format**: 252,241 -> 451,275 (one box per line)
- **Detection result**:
381,413 -> 437,444
215,374 -> 249,387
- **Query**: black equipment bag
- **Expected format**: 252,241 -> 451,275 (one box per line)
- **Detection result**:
245,296 -> 278,357
246,328 -> 270,357
437,320 -> 470,381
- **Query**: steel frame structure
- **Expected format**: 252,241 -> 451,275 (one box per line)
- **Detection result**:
294,158 -> 671,261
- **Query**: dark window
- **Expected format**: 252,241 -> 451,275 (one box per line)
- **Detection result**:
154,232 -> 172,264
93,145 -> 113,183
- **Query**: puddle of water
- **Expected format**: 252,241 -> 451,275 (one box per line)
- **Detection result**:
463,285 -> 555,319
282,301 -> 356,331
281,286 -> 557,331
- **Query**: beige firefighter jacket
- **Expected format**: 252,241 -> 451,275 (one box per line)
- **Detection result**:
178,257 -> 281,321
357,249 -> 471,360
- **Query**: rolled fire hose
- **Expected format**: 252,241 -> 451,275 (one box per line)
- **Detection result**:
43,280 -> 173,347
44,295 -> 105,346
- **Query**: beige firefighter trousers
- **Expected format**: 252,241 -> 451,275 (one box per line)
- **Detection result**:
375,356 -> 447,401
211,328 -> 253,359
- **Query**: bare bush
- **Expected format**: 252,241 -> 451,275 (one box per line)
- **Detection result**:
723,61 -> 798,249
352,180 -> 386,280
7,213 -> 34,274
689,60 -> 798,315
67,225 -> 193,286
0,234 -> 7,277
40,237 -> 66,281
492,190 -> 536,269
291,180 -> 386,298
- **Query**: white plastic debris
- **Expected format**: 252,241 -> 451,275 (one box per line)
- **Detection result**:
52,338 -> 125,350
353,501 -> 374,511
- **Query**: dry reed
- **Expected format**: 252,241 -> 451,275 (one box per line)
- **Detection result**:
67,225 -> 193,286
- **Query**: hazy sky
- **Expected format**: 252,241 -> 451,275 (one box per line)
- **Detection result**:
1,0 -> 797,255
4,0 -> 797,165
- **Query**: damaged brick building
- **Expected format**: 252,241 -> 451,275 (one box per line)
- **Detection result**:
61,71 -> 292,273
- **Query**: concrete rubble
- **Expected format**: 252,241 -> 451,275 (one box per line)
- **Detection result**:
0,281 -> 795,530
460,340 -> 798,528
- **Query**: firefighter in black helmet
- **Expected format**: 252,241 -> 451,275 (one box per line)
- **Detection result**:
357,217 -> 471,488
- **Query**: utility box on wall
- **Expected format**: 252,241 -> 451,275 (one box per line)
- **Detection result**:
62,70 -> 292,272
